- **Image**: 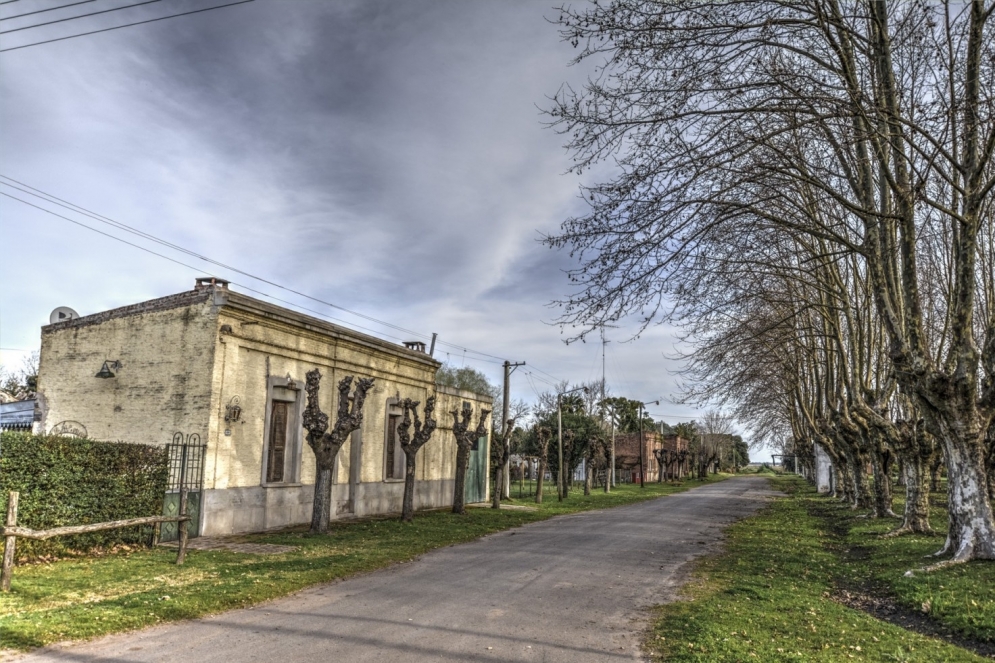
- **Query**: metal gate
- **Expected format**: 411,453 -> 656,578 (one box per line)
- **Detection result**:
465,435 -> 487,504
160,434 -> 206,542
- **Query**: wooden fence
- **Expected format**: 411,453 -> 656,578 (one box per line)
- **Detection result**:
1,489 -> 191,592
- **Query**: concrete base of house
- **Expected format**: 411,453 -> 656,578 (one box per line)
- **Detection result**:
200,479 -> 460,536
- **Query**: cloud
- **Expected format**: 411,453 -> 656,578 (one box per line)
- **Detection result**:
0,0 -> 714,431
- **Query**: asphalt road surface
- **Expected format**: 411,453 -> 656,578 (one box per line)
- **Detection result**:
17,476 -> 779,663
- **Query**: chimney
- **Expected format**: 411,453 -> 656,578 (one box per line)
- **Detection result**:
195,277 -> 230,291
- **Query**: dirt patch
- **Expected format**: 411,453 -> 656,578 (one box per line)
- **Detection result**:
811,499 -> 995,659
832,588 -> 995,659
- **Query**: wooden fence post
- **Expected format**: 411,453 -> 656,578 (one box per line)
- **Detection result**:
176,487 -> 188,565
2,491 -> 19,592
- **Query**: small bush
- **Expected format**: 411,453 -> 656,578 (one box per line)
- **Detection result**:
0,432 -> 169,560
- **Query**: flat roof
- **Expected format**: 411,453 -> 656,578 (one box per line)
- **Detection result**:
42,281 -> 441,369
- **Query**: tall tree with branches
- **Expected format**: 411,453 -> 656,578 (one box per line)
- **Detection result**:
302,370 -> 375,534
396,396 -> 438,522
450,402 -> 490,515
547,0 -> 995,564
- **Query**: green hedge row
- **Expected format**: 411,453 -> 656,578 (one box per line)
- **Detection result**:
0,432 -> 169,560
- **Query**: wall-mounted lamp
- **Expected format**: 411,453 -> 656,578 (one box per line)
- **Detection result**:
95,360 -> 122,379
224,395 -> 242,424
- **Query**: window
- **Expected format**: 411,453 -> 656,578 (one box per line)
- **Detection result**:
384,400 -> 405,481
262,379 -> 302,485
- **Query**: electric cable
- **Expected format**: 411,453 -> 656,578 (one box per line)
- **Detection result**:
2,0 -> 163,34
0,0 -> 253,52
1,0 -> 97,22
0,175 -> 517,367
1,187 -> 514,368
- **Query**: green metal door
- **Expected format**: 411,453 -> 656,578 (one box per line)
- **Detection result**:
465,435 -> 487,504
160,436 -> 205,542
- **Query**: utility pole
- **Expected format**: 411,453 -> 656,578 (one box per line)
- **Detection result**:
558,385 -> 587,501
638,402 -> 645,488
500,360 -> 525,501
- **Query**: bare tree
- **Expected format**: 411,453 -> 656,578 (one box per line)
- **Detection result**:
450,402 -> 490,515
547,0 -> 995,564
302,370 -> 375,534
396,396 -> 438,523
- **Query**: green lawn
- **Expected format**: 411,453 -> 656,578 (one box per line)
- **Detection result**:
0,474 -> 729,651
647,475 -> 994,662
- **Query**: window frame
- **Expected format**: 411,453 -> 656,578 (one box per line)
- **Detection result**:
382,398 -> 405,482
261,375 -> 304,487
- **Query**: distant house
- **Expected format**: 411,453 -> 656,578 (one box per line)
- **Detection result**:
613,431 -> 689,482
0,398 -> 37,431
35,278 -> 492,537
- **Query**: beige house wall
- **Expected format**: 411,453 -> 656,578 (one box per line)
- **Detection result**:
35,281 -> 492,537
37,290 -> 218,446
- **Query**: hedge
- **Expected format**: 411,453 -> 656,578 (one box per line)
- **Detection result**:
0,432 -> 169,560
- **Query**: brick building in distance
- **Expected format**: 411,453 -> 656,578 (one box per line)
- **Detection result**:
613,431 -> 690,482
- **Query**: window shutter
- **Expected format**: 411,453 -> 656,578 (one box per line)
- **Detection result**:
268,400 -> 288,483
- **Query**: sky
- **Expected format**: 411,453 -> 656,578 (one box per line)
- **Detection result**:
0,1 -> 760,453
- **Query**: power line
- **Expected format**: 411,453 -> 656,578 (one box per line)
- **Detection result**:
0,191 -> 424,344
524,363 -> 566,385
1,0 -> 97,21
2,0 -> 163,34
0,179 -> 599,385
0,0 -> 254,52
0,186 -> 518,367
0,175 -> 518,367
0,176 -> 432,340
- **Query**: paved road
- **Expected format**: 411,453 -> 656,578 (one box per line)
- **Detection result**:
17,476 -> 779,663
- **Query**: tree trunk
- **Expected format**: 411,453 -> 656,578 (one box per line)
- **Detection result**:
584,461 -> 592,495
843,447 -> 872,510
894,455 -> 933,535
401,450 -> 417,523
452,444 -> 469,515
535,455 -> 546,504
935,429 -> 995,561
871,449 -> 897,518
930,456 -> 943,492
311,467 -> 332,534
837,462 -> 854,504
492,463 -> 503,509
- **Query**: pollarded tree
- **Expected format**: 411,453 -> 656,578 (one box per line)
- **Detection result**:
396,396 -> 438,523
450,402 -> 490,515
302,370 -> 375,534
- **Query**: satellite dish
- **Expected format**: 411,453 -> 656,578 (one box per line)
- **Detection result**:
49,306 -> 80,324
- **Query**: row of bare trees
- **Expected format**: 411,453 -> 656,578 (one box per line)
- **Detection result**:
546,1 -> 995,564
301,369 -> 490,533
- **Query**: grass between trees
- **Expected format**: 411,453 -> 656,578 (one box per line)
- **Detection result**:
648,475 -> 995,662
0,474 -> 729,652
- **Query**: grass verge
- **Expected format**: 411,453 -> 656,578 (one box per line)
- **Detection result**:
0,474 -> 728,651
647,475 -> 993,662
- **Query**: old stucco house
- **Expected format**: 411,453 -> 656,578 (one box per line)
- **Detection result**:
35,278 -> 492,536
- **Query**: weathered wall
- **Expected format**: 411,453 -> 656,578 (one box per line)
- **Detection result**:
36,282 -> 493,536
36,290 -> 218,446
200,292 -> 492,535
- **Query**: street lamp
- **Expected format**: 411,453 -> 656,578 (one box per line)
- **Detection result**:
558,386 -> 588,501
637,399 -> 660,488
